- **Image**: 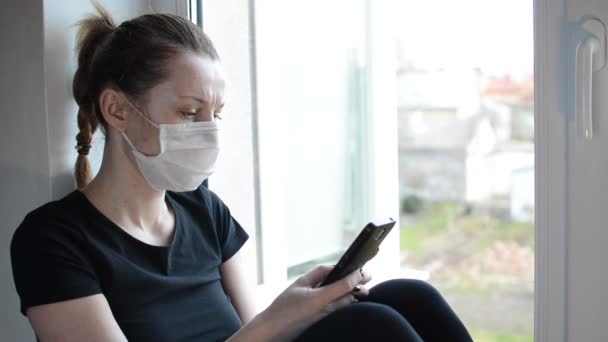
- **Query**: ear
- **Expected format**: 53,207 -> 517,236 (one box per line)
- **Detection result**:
99,88 -> 129,133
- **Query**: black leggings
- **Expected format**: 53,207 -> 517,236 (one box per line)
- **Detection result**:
294,279 -> 473,342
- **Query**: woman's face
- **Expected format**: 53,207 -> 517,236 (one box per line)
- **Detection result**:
124,52 -> 226,156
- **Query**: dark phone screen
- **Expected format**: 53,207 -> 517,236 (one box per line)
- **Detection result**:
320,218 -> 395,286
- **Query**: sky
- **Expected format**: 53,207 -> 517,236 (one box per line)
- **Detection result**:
395,0 -> 534,78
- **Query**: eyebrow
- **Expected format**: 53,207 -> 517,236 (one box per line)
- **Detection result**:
179,96 -> 224,108
179,95 -> 206,103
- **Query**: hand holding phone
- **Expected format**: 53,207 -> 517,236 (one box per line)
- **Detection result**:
319,218 -> 395,287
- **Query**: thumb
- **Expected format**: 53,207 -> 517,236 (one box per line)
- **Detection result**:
296,265 -> 333,287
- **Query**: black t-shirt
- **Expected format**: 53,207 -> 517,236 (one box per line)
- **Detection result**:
10,186 -> 249,342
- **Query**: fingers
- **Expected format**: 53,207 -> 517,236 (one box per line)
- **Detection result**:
296,265 -> 333,287
316,268 -> 364,303
360,269 -> 373,285
323,293 -> 357,314
353,284 -> 369,297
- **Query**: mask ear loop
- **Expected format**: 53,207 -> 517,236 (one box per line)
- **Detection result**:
121,131 -> 140,152
125,99 -> 160,128
122,99 -> 161,154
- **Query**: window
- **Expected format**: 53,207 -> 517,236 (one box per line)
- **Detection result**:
247,0 -> 403,295
253,0 -> 372,280
188,0 -> 202,28
201,4 -> 535,339
396,1 -> 534,341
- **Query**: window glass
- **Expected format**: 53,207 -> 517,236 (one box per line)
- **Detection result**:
253,0 -> 371,278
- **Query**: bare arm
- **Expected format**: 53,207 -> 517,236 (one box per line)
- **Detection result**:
27,294 -> 127,342
228,266 -> 372,342
221,240 -> 374,341
220,240 -> 258,324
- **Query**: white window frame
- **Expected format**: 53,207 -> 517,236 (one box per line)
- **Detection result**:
534,0 -> 567,341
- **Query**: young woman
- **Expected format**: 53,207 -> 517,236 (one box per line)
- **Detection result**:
10,4 -> 472,341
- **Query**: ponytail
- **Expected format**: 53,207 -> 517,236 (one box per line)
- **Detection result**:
72,0 -> 115,189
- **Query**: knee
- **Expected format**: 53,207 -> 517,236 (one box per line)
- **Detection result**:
376,278 -> 440,294
343,302 -> 405,324
336,302 -> 417,336
297,303 -> 421,341
369,279 -> 444,304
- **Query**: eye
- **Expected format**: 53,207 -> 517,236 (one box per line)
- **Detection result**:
214,104 -> 224,120
181,111 -> 197,119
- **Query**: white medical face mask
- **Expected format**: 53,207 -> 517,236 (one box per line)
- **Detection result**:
121,101 -> 219,192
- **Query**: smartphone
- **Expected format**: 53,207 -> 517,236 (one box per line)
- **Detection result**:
319,217 -> 396,287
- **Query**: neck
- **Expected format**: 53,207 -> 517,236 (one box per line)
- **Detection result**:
81,142 -> 169,231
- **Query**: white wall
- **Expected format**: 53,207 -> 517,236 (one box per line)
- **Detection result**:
1,1 -> 50,340
44,0 -> 151,199
1,0 -> 153,339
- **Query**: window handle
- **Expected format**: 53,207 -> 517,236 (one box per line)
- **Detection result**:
575,18 -> 606,140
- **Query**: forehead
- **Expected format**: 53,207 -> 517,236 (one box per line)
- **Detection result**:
154,53 -> 225,100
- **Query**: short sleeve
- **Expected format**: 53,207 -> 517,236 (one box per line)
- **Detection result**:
207,191 -> 250,262
10,214 -> 102,315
